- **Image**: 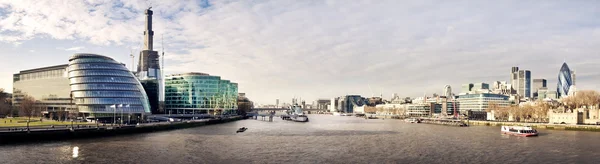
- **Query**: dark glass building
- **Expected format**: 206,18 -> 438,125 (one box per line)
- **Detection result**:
557,62 -> 574,98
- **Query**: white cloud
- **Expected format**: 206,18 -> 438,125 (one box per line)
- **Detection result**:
1,0 -> 600,104
64,46 -> 85,51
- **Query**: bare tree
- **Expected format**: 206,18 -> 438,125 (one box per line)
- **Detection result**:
19,95 -> 39,132
0,88 -> 11,117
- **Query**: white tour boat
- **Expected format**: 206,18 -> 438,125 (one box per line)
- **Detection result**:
501,126 -> 538,137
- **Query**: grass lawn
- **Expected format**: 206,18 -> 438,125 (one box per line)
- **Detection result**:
0,117 -> 94,127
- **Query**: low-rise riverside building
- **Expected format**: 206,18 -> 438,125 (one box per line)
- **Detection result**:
456,93 -> 510,112
547,106 -> 600,125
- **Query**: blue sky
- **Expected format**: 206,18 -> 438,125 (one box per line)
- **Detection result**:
1,0 -> 600,105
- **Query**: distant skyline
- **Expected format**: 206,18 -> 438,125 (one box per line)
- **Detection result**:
1,0 -> 600,104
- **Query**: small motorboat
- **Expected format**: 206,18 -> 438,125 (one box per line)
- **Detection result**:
236,127 -> 248,133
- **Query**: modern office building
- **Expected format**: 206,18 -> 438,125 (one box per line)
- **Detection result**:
443,85 -> 452,98
461,83 -> 490,94
461,83 -> 474,93
473,83 -> 489,91
315,99 -> 330,110
164,73 -> 238,115
331,95 -> 366,113
510,67 -> 519,94
511,67 -> 531,98
557,62 -> 575,98
13,54 -> 152,121
492,81 -> 512,95
135,8 -> 163,114
12,64 -> 74,118
532,79 -> 547,98
456,93 -> 510,112
68,53 -> 151,120
414,96 -> 459,115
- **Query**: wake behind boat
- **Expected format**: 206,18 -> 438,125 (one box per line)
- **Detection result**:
501,126 -> 538,137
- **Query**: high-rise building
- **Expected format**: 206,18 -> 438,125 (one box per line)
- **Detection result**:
461,83 -> 474,93
512,68 -> 531,98
557,62 -> 574,98
276,99 -> 279,108
492,81 -> 511,95
510,67 -> 519,94
136,8 -> 162,114
571,70 -> 576,86
461,83 -> 490,94
443,85 -> 452,98
473,83 -> 490,91
532,79 -> 547,98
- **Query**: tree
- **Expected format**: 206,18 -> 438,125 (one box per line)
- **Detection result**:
560,90 -> 600,110
19,95 -> 39,132
531,100 -> 552,123
0,88 -> 11,117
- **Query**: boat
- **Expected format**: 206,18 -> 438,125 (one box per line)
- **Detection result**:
236,127 -> 248,133
405,118 -> 418,123
501,126 -> 538,137
285,104 -> 309,122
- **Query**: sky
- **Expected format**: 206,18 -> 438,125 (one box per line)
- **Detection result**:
1,0 -> 599,105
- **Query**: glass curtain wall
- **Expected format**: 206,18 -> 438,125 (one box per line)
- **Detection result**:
68,53 -> 151,121
164,73 -> 238,115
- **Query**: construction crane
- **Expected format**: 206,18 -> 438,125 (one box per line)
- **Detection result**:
129,49 -> 135,72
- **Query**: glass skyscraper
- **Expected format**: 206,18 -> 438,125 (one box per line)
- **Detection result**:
68,53 -> 151,120
164,73 -> 238,115
557,62 -> 574,98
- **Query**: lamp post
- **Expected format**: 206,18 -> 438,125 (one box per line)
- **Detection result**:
112,104 -> 117,126
126,104 -> 130,125
119,104 -> 124,126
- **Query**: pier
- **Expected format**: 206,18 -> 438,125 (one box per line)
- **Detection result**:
418,118 -> 468,127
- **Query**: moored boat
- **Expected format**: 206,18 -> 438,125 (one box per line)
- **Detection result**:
501,126 -> 538,137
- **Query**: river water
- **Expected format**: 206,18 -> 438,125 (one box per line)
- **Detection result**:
1,114 -> 599,164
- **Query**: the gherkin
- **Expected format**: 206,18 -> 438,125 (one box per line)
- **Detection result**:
557,62 -> 573,98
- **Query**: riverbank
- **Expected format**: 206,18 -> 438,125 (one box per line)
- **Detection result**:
0,116 -> 243,144
467,120 -> 600,132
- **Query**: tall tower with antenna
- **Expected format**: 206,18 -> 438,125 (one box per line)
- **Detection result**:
136,6 -> 161,114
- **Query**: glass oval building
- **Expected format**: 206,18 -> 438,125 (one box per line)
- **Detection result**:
557,62 -> 573,98
68,53 -> 151,121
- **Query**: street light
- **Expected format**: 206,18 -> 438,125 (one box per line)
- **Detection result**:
112,104 -> 117,126
119,104 -> 124,126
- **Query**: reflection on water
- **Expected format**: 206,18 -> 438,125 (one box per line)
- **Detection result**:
1,115 -> 600,164
72,146 -> 79,158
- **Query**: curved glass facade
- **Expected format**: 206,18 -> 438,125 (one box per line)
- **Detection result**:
165,73 -> 238,115
557,62 -> 573,98
68,53 -> 151,119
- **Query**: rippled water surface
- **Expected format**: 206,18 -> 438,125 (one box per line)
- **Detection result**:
1,115 -> 600,164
